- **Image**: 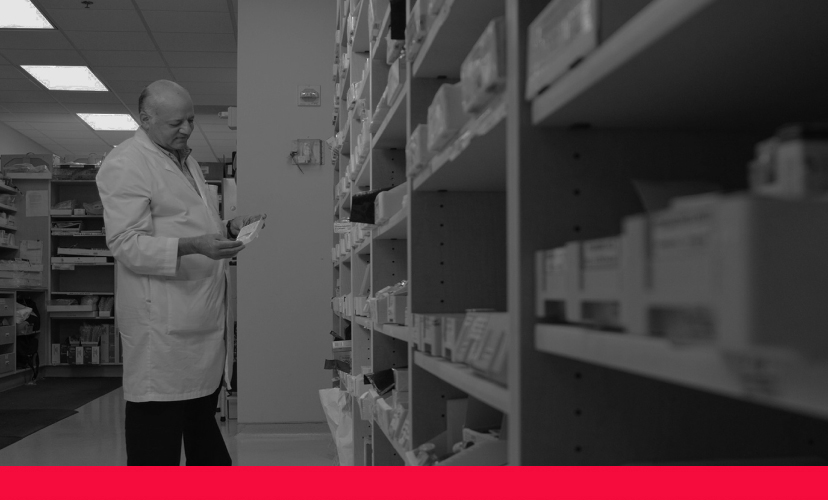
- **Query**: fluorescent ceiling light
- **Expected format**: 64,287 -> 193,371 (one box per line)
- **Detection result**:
77,114 -> 139,131
1,0 -> 54,29
22,66 -> 107,91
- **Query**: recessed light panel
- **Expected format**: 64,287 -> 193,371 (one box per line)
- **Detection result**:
1,0 -> 54,29
77,114 -> 139,131
22,66 -> 108,92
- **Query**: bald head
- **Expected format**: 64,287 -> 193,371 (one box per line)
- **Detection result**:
138,80 -> 195,153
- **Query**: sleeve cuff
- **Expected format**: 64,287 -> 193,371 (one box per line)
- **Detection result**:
162,237 -> 180,276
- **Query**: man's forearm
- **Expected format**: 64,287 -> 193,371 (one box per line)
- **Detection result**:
178,236 -> 200,257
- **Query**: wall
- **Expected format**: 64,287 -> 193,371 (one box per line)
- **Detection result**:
0,121 -> 49,154
237,0 -> 335,423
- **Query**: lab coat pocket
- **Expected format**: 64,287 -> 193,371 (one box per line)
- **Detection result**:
165,276 -> 223,335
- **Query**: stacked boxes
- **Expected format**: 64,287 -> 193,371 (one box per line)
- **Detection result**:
537,192 -> 828,357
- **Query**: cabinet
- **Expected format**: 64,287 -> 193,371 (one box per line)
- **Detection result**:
330,0 -> 828,466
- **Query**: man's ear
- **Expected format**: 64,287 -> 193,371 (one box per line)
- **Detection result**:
139,111 -> 152,130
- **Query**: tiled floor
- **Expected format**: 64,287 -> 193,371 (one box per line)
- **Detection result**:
0,387 -> 336,466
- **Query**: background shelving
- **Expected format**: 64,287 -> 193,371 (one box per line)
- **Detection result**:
329,0 -> 828,466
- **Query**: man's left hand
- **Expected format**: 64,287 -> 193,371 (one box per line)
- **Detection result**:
228,214 -> 267,239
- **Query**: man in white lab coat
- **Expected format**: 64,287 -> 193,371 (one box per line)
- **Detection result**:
97,80 -> 262,466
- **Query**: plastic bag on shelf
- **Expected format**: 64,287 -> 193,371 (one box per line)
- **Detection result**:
319,388 -> 353,466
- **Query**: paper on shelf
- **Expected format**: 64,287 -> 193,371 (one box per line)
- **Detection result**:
25,190 -> 48,217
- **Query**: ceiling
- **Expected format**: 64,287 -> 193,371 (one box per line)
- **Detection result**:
0,0 -> 239,163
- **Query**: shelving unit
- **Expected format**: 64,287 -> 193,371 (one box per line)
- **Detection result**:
48,165 -> 121,373
329,0 -> 828,466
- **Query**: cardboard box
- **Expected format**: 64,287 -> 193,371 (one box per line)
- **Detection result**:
427,83 -> 470,152
441,314 -> 465,359
386,294 -> 407,325
622,194 -> 828,357
525,0 -> 653,99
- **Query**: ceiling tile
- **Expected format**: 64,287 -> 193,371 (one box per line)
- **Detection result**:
94,66 -> 173,82
142,11 -> 233,33
172,68 -> 236,83
153,33 -> 235,53
3,121 -> 36,130
177,82 -> 236,95
0,90 -> 56,103
0,31 -> 74,50
63,103 -> 132,114
51,91 -> 122,104
0,66 -> 28,79
135,0 -> 228,12
84,50 -> 166,67
46,9 -> 146,32
32,121 -> 91,131
17,114 -> 86,124
96,130 -> 135,144
0,79 -> 40,91
43,130 -> 101,139
2,102 -> 68,113
162,51 -> 236,68
38,0 -> 135,10
106,81 -> 147,93
0,49 -> 86,66
64,31 -> 155,51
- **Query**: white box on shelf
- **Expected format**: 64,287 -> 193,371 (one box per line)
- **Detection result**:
427,83 -> 471,153
386,294 -> 407,325
387,56 -> 407,106
374,182 -> 407,225
750,125 -> 828,199
622,194 -> 828,357
441,314 -> 466,359
460,17 -> 506,114
406,124 -> 434,177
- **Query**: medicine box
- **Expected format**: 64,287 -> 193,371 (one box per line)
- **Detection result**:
441,314 -> 466,359
468,313 -> 508,386
536,238 -> 623,329
420,315 -> 442,354
622,194 -> 828,357
374,182 -> 407,225
461,17 -> 506,114
525,0 -> 654,99
386,294 -> 407,325
750,125 -> 828,199
392,367 -> 409,393
406,124 -> 434,177
405,0 -> 427,61
427,83 -> 471,153
372,295 -> 389,325
387,56 -> 407,106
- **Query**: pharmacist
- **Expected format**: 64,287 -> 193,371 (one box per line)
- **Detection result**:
97,80 -> 263,466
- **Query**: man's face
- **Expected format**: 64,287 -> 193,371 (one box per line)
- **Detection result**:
140,94 -> 195,152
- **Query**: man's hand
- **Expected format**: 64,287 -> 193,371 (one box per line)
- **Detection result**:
228,213 -> 267,239
179,234 -> 245,260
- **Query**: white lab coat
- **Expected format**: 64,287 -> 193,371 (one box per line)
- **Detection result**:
97,128 -> 232,402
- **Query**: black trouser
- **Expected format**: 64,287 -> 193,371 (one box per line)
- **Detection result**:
125,382 -> 231,466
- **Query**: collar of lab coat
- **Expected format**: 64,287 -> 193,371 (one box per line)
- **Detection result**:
133,128 -> 193,173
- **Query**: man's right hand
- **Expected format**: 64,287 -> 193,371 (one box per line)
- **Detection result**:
178,234 -> 245,260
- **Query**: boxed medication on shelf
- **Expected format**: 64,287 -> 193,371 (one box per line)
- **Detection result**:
427,83 -> 471,152
405,0 -> 428,61
374,182 -> 407,225
386,293 -> 407,325
536,238 -> 623,329
460,17 -> 506,114
468,313 -> 508,386
525,0 -> 654,99
387,56 -> 407,106
750,123 -> 828,199
441,314 -> 466,359
392,367 -> 409,393
406,124 -> 434,177
622,194 -> 828,357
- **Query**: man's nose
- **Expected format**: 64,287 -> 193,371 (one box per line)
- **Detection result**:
180,122 -> 193,135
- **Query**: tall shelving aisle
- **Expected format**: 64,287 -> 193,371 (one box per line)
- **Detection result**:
329,0 -> 828,465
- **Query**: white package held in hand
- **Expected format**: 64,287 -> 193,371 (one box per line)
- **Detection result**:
236,219 -> 263,246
